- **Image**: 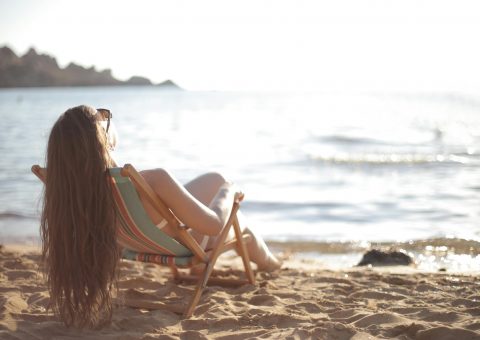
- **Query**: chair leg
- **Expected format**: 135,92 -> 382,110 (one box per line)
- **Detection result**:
233,216 -> 256,285
184,206 -> 251,317
184,261 -> 213,317
170,265 -> 179,280
184,280 -> 204,317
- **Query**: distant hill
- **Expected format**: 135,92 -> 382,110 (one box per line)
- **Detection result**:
0,46 -> 181,89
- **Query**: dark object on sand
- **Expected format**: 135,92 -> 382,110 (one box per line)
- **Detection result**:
357,249 -> 413,266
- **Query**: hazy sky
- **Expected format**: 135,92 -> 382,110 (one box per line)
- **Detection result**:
1,0 -> 480,92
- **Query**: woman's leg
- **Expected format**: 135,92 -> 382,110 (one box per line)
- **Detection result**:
183,172 -> 227,249
183,172 -> 226,206
184,173 -> 281,271
235,210 -> 282,271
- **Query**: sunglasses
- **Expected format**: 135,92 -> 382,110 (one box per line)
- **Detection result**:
96,108 -> 112,133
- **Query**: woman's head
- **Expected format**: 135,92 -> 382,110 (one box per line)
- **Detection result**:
48,105 -> 115,165
41,105 -> 119,327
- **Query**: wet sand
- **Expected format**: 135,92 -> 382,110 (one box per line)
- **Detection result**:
0,244 -> 479,339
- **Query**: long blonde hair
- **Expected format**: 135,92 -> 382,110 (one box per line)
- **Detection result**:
40,105 -> 119,327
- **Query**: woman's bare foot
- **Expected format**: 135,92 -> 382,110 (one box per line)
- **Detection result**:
256,255 -> 282,272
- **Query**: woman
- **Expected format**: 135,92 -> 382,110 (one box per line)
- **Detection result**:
40,105 -> 280,327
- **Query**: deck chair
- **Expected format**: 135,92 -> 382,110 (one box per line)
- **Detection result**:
31,163 -> 256,317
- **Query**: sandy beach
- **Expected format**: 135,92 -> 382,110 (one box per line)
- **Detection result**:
0,245 -> 479,339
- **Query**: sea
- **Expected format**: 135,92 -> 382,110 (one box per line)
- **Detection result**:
1,87 -> 479,272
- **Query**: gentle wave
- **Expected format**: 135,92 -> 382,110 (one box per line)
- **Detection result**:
267,237 -> 480,255
318,135 -> 391,146
242,200 -> 346,211
0,212 -> 37,220
309,153 -> 477,166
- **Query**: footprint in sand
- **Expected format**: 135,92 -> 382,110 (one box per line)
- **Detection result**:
248,294 -> 278,306
416,326 -> 480,340
353,312 -> 411,328
4,270 -> 38,281
349,290 -> 407,301
0,292 -> 28,314
3,259 -> 35,270
290,302 -> 323,314
421,311 -> 466,323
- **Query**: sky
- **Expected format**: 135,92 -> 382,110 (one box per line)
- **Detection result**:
1,0 -> 480,92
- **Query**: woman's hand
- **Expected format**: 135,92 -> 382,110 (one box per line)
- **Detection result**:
219,182 -> 244,204
234,189 -> 245,203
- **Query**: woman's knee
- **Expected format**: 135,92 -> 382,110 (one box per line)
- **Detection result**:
183,171 -> 228,205
201,172 -> 227,187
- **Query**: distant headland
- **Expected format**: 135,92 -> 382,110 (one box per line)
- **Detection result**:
0,45 -> 181,89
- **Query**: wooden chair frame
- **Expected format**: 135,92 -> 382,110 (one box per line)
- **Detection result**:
31,163 -> 256,317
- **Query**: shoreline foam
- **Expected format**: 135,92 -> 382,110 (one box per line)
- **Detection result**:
2,236 -> 479,272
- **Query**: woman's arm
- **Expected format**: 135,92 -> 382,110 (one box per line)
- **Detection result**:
140,168 -> 237,236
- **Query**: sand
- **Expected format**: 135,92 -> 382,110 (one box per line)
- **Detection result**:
0,245 -> 479,340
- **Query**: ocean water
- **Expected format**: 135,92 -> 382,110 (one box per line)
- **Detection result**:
1,87 -> 479,270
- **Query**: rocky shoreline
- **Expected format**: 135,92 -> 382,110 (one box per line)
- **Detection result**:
0,46 -> 180,89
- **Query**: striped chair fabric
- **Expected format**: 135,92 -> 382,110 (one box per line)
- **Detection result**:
109,167 -> 194,267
